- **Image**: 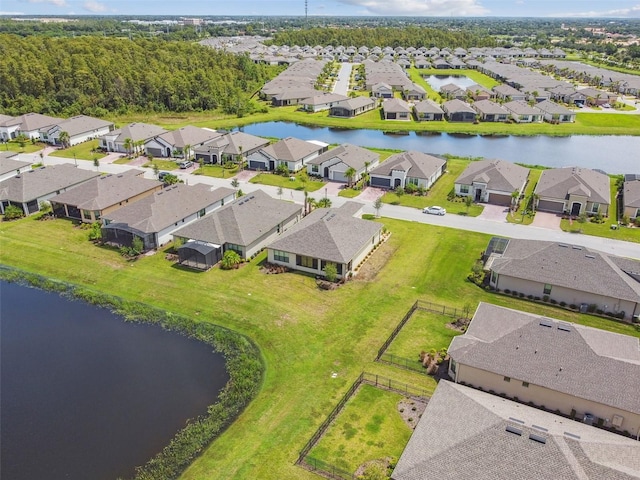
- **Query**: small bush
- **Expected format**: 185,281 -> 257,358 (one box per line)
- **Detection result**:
542,295 -> 549,302
569,304 -> 577,310
3,204 -> 24,220
504,289 -> 511,294
550,299 -> 557,305
559,301 -> 566,307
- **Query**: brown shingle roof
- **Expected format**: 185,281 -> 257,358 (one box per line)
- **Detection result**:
456,159 -> 529,193
535,167 -> 610,204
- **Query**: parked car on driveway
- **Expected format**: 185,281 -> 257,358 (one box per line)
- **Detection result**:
423,206 -> 446,215
179,160 -> 193,169
158,171 -> 170,181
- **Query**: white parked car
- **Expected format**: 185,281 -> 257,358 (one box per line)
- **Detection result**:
423,206 -> 446,215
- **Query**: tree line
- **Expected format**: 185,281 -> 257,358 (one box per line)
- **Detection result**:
266,26 -> 496,49
0,34 -> 279,117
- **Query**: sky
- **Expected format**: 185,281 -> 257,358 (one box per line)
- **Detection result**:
2,0 -> 640,18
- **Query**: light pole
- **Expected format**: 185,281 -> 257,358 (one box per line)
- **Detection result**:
74,153 -> 77,167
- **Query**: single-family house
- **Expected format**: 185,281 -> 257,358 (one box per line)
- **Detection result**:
492,84 -> 526,102
439,83 -> 467,100
0,153 -> 32,182
300,92 -> 349,113
369,151 -> 446,190
382,98 -> 412,121
392,380 -> 640,480
271,88 -> 319,107
247,137 -> 327,172
371,82 -> 394,99
0,163 -> 99,216
267,202 -> 383,279
306,144 -> 380,183
466,84 -> 492,101
172,189 -> 303,269
144,126 -> 221,159
101,184 -> 235,252
193,131 -> 269,165
413,100 -> 444,121
40,115 -> 114,146
534,167 -> 610,216
484,239 -> 640,319
432,58 -> 451,69
49,169 -> 163,223
623,176 -> 640,220
447,302 -> 640,435
503,100 -> 543,123
328,97 -> 376,118
579,87 -> 616,106
455,159 -> 529,205
99,123 -> 168,154
0,113 -> 62,141
402,83 -> 427,101
472,99 -> 509,122
535,100 -> 576,123
442,99 -> 476,122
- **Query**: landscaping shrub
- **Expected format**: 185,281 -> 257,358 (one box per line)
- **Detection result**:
542,295 -> 549,302
3,204 -> 24,221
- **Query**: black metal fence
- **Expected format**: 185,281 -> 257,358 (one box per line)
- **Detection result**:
375,301 -> 418,360
415,300 -> 472,319
296,372 -> 430,480
377,352 -> 425,373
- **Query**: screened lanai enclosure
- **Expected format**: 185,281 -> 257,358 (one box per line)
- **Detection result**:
177,240 -> 222,270
101,223 -> 156,251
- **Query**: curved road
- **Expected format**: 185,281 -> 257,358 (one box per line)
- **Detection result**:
25,151 -> 640,261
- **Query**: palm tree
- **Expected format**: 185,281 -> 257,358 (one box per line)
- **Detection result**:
511,190 -> 520,211
231,178 -> 239,191
344,167 -> 357,188
183,144 -> 191,160
123,137 -> 133,156
316,197 -> 332,208
373,197 -> 383,218
58,131 -> 70,149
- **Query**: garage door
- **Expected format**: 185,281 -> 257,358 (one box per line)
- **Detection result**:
488,193 -> 512,206
332,171 -> 348,183
249,160 -> 267,170
147,147 -> 164,158
370,176 -> 391,188
537,199 -> 564,213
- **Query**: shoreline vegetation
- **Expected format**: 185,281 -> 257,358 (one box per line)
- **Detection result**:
0,266 -> 265,480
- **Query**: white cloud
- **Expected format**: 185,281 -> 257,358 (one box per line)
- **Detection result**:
553,4 -> 640,18
0,11 -> 26,14
27,0 -> 69,7
83,0 -> 106,12
337,0 -> 489,16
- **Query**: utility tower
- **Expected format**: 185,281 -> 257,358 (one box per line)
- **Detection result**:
305,0 -> 308,25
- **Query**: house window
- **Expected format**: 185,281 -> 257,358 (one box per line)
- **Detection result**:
311,165 -> 319,173
503,376 -> 511,382
226,243 -> 242,254
591,203 -> 599,213
490,270 -> 497,284
297,255 -> 318,270
407,177 -> 419,186
82,210 -> 92,220
198,208 -> 206,218
273,250 -> 289,263
522,381 -> 529,388
543,284 -> 552,295
320,260 -> 342,274
460,185 -> 470,194
636,208 -> 640,219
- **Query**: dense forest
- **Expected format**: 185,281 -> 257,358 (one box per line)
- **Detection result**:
266,26 -> 496,49
0,35 -> 278,116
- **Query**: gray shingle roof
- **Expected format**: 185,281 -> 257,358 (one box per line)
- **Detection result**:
261,137 -> 323,162
413,100 -> 444,114
0,155 -> 30,176
535,167 -> 610,204
393,381 -> 640,480
302,92 -> 348,105
267,203 -> 381,264
48,169 -> 161,211
503,100 -> 542,115
456,159 -> 529,193
331,96 -> 376,111
472,99 -> 509,116
0,164 -> 99,203
306,144 -> 379,170
102,184 -> 234,234
382,98 -> 411,113
448,303 -> 640,415
104,123 -> 168,143
172,189 -> 302,247
490,239 -> 640,301
157,126 -> 221,149
442,99 -> 476,114
370,151 -> 446,180
536,99 -> 573,115
0,113 -> 62,131
45,115 -> 113,137
624,180 -> 640,209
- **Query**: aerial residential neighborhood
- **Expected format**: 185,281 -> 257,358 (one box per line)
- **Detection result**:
1,12 -> 639,480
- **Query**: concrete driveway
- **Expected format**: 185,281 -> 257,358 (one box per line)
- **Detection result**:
477,203 -> 509,222
531,211 -> 562,230
356,186 -> 385,202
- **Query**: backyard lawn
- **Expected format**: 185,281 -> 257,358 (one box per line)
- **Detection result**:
307,384 -> 412,474
0,214 -> 637,480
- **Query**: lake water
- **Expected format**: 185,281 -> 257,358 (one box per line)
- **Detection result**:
423,74 -> 477,91
0,281 -> 229,480
238,122 -> 640,174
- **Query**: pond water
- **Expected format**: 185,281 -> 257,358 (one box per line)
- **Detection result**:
0,281 -> 229,480
423,74 -> 477,91
238,122 -> 640,174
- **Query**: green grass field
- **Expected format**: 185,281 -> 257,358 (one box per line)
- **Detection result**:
48,140 -> 106,161
193,164 -> 239,178
3,141 -> 46,154
250,172 -> 325,192
0,214 -> 637,480
307,384 -> 411,474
